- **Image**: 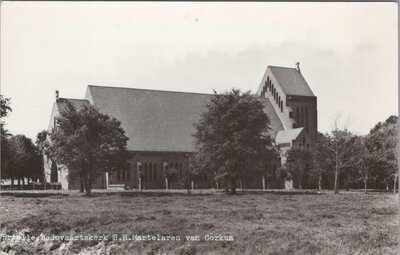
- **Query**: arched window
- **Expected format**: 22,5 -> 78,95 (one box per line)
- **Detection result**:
50,161 -> 58,183
278,95 -> 280,104
149,163 -> 153,181
272,164 -> 276,179
302,137 -> 306,146
280,101 -> 283,112
296,107 -> 300,125
265,77 -> 269,92
153,163 -> 157,181
144,163 -> 148,182
301,107 -> 304,127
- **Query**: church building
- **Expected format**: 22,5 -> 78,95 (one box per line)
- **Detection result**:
45,64 -> 317,190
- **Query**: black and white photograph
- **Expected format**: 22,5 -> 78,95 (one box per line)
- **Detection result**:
0,1 -> 398,254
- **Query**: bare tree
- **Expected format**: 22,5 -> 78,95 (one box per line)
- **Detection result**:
323,114 -> 355,194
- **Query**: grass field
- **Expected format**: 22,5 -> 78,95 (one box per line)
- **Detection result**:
0,190 -> 398,255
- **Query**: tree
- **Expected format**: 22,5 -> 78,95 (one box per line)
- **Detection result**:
367,116 -> 398,193
193,89 -> 274,194
47,101 -> 130,195
35,130 -> 48,184
310,133 -> 334,190
181,153 -> 205,195
285,146 -> 313,189
322,116 -> 356,194
165,165 -> 178,190
2,135 -> 42,189
1,95 -> 12,182
349,135 -> 385,193
1,95 -> 12,137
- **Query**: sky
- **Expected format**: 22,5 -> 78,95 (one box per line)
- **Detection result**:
1,2 -> 398,141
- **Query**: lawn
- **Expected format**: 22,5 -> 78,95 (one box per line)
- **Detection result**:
0,190 -> 398,255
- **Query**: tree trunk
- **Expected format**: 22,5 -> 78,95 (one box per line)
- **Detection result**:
334,154 -> 339,194
318,174 -> 321,191
224,185 -> 229,193
84,174 -> 91,196
364,168 -> 368,194
230,178 -> 237,195
262,176 -> 265,191
79,174 -> 84,193
364,179 -> 368,194
11,178 -> 14,189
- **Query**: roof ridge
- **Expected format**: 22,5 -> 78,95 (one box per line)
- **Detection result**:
56,98 -> 89,103
87,85 -> 213,96
268,65 -> 297,70
58,97 -> 88,101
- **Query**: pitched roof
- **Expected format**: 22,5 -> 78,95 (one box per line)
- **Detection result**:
86,85 -> 213,152
275,128 -> 304,145
84,85 -> 285,152
56,98 -> 89,112
269,66 -> 315,97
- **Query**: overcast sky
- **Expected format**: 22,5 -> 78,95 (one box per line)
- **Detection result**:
1,2 -> 397,141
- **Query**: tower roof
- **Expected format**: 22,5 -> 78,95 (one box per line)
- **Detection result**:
269,66 -> 315,97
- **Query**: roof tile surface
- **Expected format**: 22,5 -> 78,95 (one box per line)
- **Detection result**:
269,66 -> 315,97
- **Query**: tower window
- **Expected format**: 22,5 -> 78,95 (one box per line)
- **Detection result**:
301,107 -> 304,127
305,106 -> 309,131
